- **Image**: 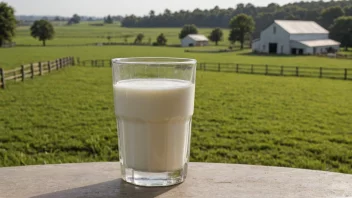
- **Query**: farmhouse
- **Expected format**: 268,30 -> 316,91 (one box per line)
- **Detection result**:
181,34 -> 209,47
252,20 -> 340,55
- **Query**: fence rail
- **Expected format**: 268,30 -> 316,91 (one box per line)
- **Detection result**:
78,59 -> 352,81
0,56 -> 75,89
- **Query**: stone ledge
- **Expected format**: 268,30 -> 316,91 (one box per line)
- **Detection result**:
0,162 -> 351,198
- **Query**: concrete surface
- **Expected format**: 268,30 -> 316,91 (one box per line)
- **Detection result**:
0,162 -> 351,198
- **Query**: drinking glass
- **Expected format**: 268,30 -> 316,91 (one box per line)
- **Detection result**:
112,57 -> 196,187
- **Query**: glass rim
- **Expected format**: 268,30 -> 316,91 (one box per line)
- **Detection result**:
112,57 -> 197,65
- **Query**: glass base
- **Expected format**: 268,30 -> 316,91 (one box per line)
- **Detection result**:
121,163 -> 188,187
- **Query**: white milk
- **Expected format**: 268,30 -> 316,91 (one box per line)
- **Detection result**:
113,79 -> 195,172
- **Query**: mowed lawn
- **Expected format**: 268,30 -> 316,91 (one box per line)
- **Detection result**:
1,45 -> 352,70
0,67 -> 351,173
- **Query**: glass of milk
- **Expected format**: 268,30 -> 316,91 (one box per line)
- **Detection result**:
112,57 -> 196,187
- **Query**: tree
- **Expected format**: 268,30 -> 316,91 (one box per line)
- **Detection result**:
107,35 -> 111,42
320,6 -> 344,28
179,24 -> 198,39
0,2 -> 16,45
228,28 -> 240,45
104,15 -> 113,24
208,28 -> 223,45
69,14 -> 80,24
134,33 -> 144,44
344,6 -> 352,16
229,14 -> 255,49
123,35 -> 128,43
156,33 -> 167,45
164,9 -> 172,16
330,16 -> 352,51
149,10 -> 155,17
30,20 -> 55,46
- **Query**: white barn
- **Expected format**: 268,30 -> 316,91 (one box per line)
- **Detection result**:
181,34 -> 209,47
252,20 -> 340,55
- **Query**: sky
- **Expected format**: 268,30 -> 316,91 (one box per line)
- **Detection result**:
3,0 -> 329,17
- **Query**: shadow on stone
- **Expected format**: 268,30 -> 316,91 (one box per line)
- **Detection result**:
32,179 -> 176,198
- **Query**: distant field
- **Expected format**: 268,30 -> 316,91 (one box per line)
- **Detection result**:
0,67 -> 351,173
1,46 -> 351,70
339,48 -> 352,55
1,23 -> 349,71
15,23 -> 227,46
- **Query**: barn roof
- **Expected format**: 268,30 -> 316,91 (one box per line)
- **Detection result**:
186,34 -> 209,41
275,20 -> 329,34
295,39 -> 340,47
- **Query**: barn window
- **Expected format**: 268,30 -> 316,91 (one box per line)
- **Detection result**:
273,26 -> 276,34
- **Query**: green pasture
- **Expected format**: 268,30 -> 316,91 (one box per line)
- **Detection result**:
0,24 -> 351,173
0,67 -> 351,173
15,23 -> 222,46
1,46 -> 351,70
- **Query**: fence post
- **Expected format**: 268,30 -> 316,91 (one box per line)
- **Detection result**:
56,59 -> 59,70
95,60 -> 97,66
48,61 -> 51,73
13,70 -> 16,81
30,63 -> 34,78
265,65 -> 268,75
218,63 -> 220,72
102,60 -> 105,67
280,66 -> 284,76
345,69 -> 347,80
91,60 -> 94,66
204,63 -> 206,71
39,62 -> 42,76
0,68 -> 5,89
72,57 -> 75,66
21,65 -> 25,81
251,64 -> 254,74
236,64 -> 239,73
319,67 -> 323,78
77,57 -> 80,65
59,58 -> 63,68
296,67 -> 299,77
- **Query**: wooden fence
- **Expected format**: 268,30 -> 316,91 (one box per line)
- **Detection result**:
78,59 -> 352,81
0,57 -> 75,89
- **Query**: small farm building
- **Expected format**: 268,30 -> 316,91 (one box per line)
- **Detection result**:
181,34 -> 209,47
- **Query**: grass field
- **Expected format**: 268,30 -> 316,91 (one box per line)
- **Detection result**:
1,23 -> 349,70
15,23 -> 223,46
0,67 -> 351,173
1,24 -> 352,174
1,46 -> 351,70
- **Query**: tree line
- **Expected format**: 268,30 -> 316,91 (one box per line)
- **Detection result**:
0,1 -> 351,49
121,1 -> 352,38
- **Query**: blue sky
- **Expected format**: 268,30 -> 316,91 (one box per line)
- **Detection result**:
3,0 -> 328,17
